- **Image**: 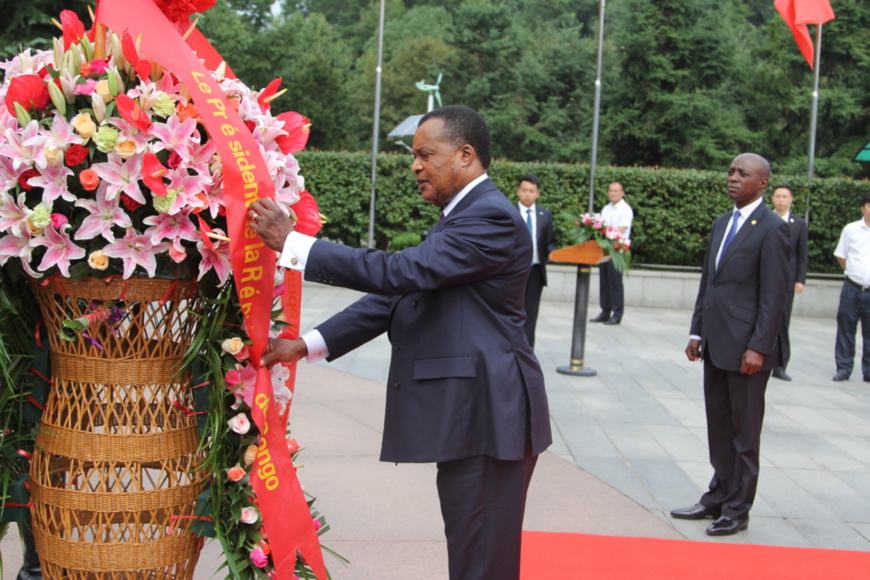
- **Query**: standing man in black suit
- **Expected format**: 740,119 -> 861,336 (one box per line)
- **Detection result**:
671,153 -> 789,536
517,174 -> 558,348
770,185 -> 808,381
248,105 -> 552,580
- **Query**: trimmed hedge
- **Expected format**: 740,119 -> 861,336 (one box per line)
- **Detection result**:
296,152 -> 870,273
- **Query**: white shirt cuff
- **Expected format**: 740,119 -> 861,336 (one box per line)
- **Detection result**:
278,231 -> 316,271
301,329 -> 329,362
689,334 -> 702,341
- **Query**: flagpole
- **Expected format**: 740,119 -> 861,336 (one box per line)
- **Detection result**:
805,22 -> 823,225
587,0 -> 606,213
368,0 -> 386,248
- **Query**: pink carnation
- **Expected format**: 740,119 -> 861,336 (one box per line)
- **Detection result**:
250,547 -> 268,568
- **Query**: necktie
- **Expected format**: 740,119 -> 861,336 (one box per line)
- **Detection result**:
720,210 -> 740,256
526,209 -> 533,235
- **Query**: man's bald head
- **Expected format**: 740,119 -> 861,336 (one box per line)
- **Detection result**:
727,153 -> 771,209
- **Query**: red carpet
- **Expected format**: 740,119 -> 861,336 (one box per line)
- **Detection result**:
520,531 -> 870,579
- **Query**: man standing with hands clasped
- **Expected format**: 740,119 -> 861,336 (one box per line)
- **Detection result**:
770,185 -> 808,382
671,153 -> 789,536
590,182 -> 633,325
248,105 -> 552,580
516,174 -> 557,348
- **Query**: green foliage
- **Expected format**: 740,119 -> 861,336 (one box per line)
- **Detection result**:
0,0 -> 90,60
299,151 -> 870,273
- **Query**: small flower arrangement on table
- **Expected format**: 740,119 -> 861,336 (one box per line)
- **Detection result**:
0,4 -> 335,579
561,211 -> 631,272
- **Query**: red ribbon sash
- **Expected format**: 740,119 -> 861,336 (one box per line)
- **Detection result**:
95,2 -> 325,577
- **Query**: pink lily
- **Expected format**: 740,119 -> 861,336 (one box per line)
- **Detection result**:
34,225 -> 86,277
163,169 -> 212,215
148,115 -> 200,160
0,120 -> 47,170
27,163 -> 75,204
74,183 -> 132,242
91,152 -> 145,204
0,231 -> 40,278
0,191 -> 31,236
101,228 -> 165,278
196,229 -> 232,285
142,207 -> 199,246
0,149 -> 19,193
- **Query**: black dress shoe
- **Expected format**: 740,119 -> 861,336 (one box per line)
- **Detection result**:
603,316 -> 621,325
589,313 -> 610,323
706,515 -> 749,536
833,371 -> 850,381
772,368 -> 791,381
670,503 -> 720,520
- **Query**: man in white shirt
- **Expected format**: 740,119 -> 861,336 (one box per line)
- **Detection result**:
590,182 -> 633,325
832,193 -> 870,381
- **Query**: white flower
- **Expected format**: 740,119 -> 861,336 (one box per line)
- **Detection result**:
239,506 -> 259,525
228,413 -> 251,435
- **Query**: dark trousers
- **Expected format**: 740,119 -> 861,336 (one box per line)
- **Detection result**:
835,280 -> 870,378
700,357 -> 769,518
523,265 -> 544,348
436,450 -> 538,580
775,291 -> 796,372
598,261 -> 623,320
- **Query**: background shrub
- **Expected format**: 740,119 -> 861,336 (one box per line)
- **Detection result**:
297,152 -> 870,273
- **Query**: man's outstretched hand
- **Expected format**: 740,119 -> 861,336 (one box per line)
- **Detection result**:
261,337 -> 309,367
248,198 -> 295,252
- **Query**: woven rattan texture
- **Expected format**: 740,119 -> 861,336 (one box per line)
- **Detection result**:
28,277 -> 208,579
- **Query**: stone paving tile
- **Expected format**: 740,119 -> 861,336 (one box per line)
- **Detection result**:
599,421 -> 670,460
787,518 -> 870,551
644,423 -> 708,463
627,458 -> 700,511
786,468 -> 870,523
757,469 -> 839,520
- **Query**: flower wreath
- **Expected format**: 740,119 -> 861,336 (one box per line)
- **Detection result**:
0,3 -> 337,578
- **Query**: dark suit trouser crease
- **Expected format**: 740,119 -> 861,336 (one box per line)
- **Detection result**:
523,265 -> 544,348
776,291 -> 795,372
835,281 -> 870,377
598,261 -> 623,319
436,450 -> 538,580
701,357 -> 768,519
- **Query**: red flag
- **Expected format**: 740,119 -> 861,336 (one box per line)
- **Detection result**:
775,0 -> 836,69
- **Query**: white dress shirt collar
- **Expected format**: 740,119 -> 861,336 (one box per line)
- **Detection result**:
442,173 -> 488,217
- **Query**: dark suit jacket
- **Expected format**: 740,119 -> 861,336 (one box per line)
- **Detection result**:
520,204 -> 558,285
690,202 -> 790,372
785,212 -> 808,289
307,178 -> 552,464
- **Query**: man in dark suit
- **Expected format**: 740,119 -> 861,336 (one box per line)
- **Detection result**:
516,174 -> 557,348
248,105 -> 552,580
770,184 -> 808,381
671,153 -> 789,536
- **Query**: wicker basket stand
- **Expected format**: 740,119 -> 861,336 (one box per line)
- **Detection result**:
27,276 -> 207,579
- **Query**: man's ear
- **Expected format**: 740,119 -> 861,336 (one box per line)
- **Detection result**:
458,143 -> 477,168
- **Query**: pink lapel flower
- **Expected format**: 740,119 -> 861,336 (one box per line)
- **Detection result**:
33,224 -> 86,277
101,228 -> 163,278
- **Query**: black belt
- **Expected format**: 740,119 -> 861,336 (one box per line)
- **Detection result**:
846,277 -> 870,291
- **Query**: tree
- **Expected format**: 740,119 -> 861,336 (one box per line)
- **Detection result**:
0,0 -> 90,60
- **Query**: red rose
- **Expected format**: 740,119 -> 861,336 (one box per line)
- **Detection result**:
17,169 -> 39,190
65,144 -> 89,166
5,75 -> 51,112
